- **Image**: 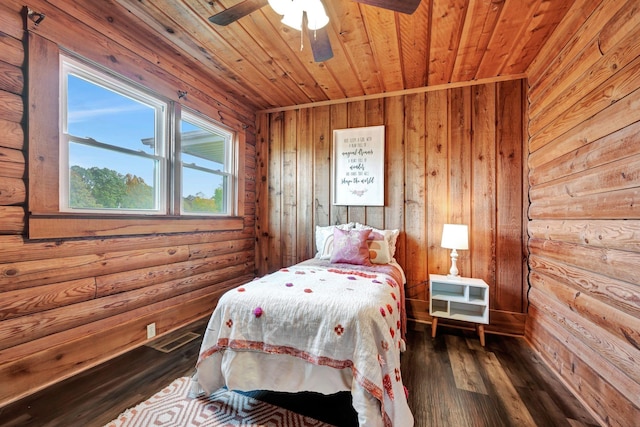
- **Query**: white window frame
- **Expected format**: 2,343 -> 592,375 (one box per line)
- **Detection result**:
179,109 -> 238,216
57,54 -> 238,217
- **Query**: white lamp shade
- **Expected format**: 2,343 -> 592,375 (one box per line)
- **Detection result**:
441,224 -> 469,250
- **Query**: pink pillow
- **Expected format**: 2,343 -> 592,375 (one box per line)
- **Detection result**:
330,228 -> 372,265
315,223 -> 354,259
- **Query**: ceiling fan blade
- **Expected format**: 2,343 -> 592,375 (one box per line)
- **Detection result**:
209,0 -> 269,26
354,0 -> 421,14
308,26 -> 334,62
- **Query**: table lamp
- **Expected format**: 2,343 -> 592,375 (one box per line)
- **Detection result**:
441,224 -> 469,277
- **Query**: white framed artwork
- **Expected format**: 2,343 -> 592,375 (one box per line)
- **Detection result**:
332,125 -> 385,206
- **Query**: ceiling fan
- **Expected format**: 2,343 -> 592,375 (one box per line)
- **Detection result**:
209,0 -> 421,62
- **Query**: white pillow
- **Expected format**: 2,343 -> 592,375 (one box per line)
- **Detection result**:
315,223 -> 354,259
354,223 -> 400,258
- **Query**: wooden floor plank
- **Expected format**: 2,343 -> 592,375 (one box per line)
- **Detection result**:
0,320 -> 600,427
533,389 -> 578,427
478,350 -> 537,427
430,326 -> 477,426
493,330 -> 600,426
445,334 -> 488,394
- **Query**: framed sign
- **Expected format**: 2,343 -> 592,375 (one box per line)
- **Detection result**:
333,125 -> 385,206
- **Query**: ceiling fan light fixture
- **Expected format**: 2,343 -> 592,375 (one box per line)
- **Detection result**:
267,0 -> 290,16
305,0 -> 329,30
280,2 -> 303,30
209,0 -> 419,63
269,0 -> 329,31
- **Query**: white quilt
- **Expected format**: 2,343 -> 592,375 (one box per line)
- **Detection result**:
191,258 -> 414,427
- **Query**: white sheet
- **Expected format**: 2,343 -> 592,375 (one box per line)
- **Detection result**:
191,259 -> 414,427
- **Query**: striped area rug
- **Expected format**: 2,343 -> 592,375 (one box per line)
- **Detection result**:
104,377 -> 335,427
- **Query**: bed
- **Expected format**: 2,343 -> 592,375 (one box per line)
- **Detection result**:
190,223 -> 414,427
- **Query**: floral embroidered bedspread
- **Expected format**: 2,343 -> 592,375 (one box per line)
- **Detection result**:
193,259 -> 414,427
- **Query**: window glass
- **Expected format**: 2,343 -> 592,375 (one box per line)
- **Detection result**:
180,113 -> 235,215
61,57 -> 166,213
66,74 -> 157,154
68,142 -> 158,210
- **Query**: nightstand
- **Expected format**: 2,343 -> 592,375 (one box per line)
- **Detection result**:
429,274 -> 489,346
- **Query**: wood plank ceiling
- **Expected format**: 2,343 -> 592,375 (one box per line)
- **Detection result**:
112,0 -> 577,111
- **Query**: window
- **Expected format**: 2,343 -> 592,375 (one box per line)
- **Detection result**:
61,56 -> 167,214
57,54 -> 236,217
28,33 -> 245,239
179,111 -> 236,216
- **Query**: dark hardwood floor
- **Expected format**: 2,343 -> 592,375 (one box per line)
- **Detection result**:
0,319 -> 599,427
402,323 -> 599,427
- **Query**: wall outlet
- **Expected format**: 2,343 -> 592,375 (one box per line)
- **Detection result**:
146,322 -> 156,339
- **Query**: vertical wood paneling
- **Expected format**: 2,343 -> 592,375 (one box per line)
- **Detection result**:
27,33 -> 59,214
255,112 -> 270,270
384,96 -> 406,266
470,84 -> 497,304
282,110 -> 298,267
330,104 -> 348,225
525,1 -> 640,425
258,80 -> 527,336
347,100 -> 367,225
267,113 -> 283,273
448,87 -> 472,225
297,109 -> 314,261
496,80 -> 524,313
448,87 -> 474,276
448,87 -> 472,277
365,98 -> 385,230
313,106 -> 331,228
404,93 -> 428,296
425,91 -> 449,279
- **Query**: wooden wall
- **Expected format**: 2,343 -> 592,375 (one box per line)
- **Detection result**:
0,0 -> 256,406
255,78 -> 528,336
525,0 -> 640,425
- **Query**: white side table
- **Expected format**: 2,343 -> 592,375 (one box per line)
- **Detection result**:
429,274 -> 489,346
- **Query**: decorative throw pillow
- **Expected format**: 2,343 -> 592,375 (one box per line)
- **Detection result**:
315,223 -> 354,259
368,231 -> 392,264
330,228 -> 372,265
355,223 -> 400,258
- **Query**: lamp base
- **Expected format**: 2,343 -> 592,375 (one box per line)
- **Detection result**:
448,249 -> 460,277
